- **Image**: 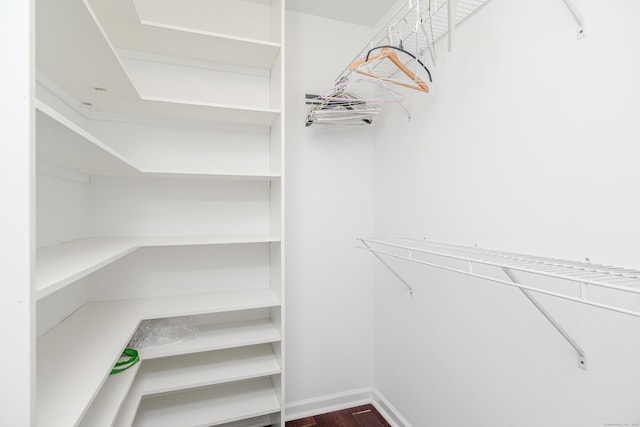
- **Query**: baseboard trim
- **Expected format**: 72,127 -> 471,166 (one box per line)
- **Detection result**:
371,389 -> 412,427
285,388 -> 374,421
285,388 -> 411,427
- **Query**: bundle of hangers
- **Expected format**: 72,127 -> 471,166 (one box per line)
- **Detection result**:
306,0 -> 440,127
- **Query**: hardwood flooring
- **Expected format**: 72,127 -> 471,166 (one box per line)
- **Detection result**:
285,404 -> 391,427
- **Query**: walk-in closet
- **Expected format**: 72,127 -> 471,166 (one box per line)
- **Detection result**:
2,0 -> 640,426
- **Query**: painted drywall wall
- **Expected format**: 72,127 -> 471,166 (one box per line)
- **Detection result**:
285,11 -> 376,404
372,0 -> 640,426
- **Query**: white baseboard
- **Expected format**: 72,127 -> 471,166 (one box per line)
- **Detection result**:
371,389 -> 413,427
285,388 -> 411,427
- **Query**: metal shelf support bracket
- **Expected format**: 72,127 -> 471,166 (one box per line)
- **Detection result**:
503,268 -> 587,370
561,0 -> 586,39
360,239 -> 414,296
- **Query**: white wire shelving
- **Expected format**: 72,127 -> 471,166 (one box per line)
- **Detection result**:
336,0 -> 490,83
358,237 -> 640,369
306,0 -> 586,126
305,0 -> 492,127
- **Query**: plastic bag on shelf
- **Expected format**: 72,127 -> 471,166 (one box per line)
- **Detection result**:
128,316 -> 199,348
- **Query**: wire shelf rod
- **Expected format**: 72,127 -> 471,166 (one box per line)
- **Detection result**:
359,238 -> 640,295
397,238 -> 640,279
357,245 -> 640,318
395,239 -> 640,281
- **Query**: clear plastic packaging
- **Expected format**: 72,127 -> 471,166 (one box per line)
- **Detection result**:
128,316 -> 199,348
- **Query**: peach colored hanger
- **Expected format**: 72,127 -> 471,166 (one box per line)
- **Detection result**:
349,47 -> 430,93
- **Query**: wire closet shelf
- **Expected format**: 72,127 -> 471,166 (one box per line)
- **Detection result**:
358,237 -> 640,318
305,0 -> 492,127
336,0 -> 489,82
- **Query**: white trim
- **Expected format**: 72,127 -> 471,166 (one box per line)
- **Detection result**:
285,388 -> 410,427
285,388 -> 374,421
371,389 -> 413,427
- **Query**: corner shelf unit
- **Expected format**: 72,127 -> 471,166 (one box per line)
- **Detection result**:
37,0 -> 282,126
35,0 -> 284,425
39,289 -> 281,427
358,237 -> 640,369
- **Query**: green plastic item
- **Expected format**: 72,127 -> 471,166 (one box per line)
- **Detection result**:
110,348 -> 140,375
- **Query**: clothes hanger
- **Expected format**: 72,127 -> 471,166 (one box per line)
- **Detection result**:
349,45 -> 431,92
305,89 -> 381,127
348,11 -> 432,93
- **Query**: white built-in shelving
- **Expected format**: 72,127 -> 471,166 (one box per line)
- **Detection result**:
36,238 -> 140,299
139,319 -> 281,360
35,0 -> 284,424
135,345 -> 281,395
113,345 -> 281,427
133,377 -> 281,427
37,0 -> 282,126
38,290 -> 281,427
37,100 -> 281,179
78,361 -> 141,427
36,235 -> 281,301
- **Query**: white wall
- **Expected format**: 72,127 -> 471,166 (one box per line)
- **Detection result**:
285,11 -> 376,404
373,0 -> 640,426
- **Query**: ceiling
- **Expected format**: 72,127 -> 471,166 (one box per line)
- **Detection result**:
286,0 -> 399,27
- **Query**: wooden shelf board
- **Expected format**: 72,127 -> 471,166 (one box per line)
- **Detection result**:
133,377 -> 281,427
36,238 -> 141,300
78,361 -> 141,427
139,319 -> 281,360
135,344 -> 280,396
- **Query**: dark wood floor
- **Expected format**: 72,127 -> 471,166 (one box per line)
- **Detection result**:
285,404 -> 391,427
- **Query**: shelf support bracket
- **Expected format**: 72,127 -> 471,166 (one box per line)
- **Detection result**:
502,268 -> 587,370
561,0 -> 586,39
360,240 -> 414,296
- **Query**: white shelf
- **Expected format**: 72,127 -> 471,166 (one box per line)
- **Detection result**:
37,0 -> 280,126
37,100 -> 280,179
36,238 -> 140,300
78,361 -> 141,427
36,236 -> 280,301
139,319 -> 281,360
132,377 -> 281,427
140,289 -> 281,320
37,289 -> 280,427
115,346 -> 280,426
136,345 -> 280,396
37,301 -> 141,427
99,16 -> 281,70
358,237 -> 640,317
36,102 -> 137,176
141,234 -> 281,248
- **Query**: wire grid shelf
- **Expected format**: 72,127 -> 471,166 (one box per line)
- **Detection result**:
336,0 -> 491,83
358,237 -> 640,317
